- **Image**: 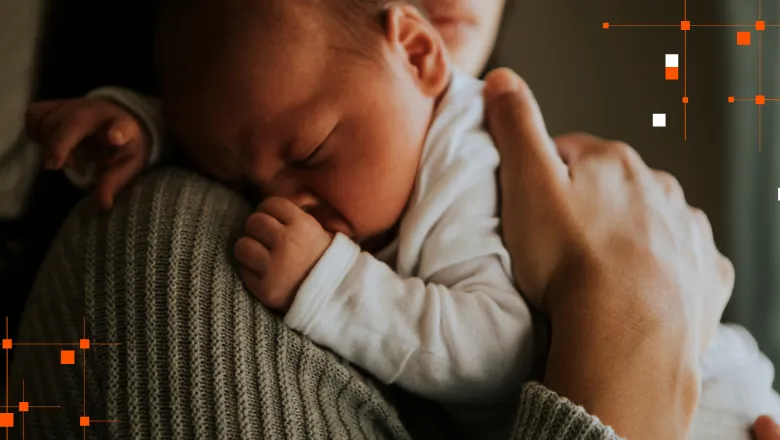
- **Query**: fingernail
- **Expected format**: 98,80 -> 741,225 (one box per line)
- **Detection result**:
484,68 -> 523,102
108,129 -> 125,144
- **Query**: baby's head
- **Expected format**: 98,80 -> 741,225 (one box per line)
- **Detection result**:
156,0 -> 451,246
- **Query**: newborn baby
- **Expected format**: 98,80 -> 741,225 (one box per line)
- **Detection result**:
25,0 -> 780,438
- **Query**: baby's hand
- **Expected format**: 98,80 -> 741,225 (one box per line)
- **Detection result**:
26,98 -> 151,210
234,197 -> 333,311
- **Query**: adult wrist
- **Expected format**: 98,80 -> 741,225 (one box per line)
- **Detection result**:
543,260 -> 701,439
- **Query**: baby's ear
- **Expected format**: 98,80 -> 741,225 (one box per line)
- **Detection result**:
383,4 -> 450,97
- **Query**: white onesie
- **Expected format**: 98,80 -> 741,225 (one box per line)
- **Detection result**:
70,70 -> 780,440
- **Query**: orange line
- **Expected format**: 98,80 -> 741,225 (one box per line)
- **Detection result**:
759,0 -> 762,20
759,32 -> 762,93
12,343 -> 80,347
759,105 -> 762,152
608,24 -> 679,27
691,24 -> 755,27
684,0 -> 687,20
83,349 -> 86,415
684,29 -> 687,96
4,318 -> 7,412
22,412 -> 24,440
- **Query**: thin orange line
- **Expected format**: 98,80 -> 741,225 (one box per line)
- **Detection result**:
4,317 -> 7,412
684,30 -> 687,96
83,349 -> 86,415
691,24 -> 755,27
12,343 -> 80,347
684,0 -> 687,20
759,32 -> 762,93
608,24 -> 680,27
759,0 -> 762,20
759,105 -> 762,152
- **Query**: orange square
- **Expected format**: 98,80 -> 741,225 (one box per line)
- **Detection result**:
602,22 -> 609,29
60,350 -> 75,365
681,20 -> 690,30
756,95 -> 765,104
0,413 -> 13,428
1,339 -> 10,349
80,416 -> 90,427
682,97 -> 689,104
665,67 -> 679,80
737,31 -> 751,45
756,20 -> 765,30
18,402 -> 29,412
80,339 -> 90,349
728,96 -> 735,103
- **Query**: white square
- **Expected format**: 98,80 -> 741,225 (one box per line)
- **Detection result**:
652,113 -> 666,127
777,188 -> 779,201
665,54 -> 679,68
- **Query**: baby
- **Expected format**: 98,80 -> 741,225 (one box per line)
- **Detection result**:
25,0 -> 780,438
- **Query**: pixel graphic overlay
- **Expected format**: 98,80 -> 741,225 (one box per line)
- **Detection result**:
603,0 -> 776,151
2,317 -> 121,438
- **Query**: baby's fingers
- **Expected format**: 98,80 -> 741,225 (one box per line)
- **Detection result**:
95,154 -> 144,210
25,100 -> 67,143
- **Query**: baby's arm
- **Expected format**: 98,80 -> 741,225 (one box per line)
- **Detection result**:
67,87 -> 165,187
285,166 -> 536,403
26,87 -> 164,208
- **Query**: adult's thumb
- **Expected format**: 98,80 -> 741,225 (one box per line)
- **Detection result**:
483,68 -> 567,187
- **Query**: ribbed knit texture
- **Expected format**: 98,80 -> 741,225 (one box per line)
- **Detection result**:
9,168 -> 619,440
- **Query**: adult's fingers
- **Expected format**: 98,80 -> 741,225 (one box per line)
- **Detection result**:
753,416 -> 780,440
483,68 -> 568,190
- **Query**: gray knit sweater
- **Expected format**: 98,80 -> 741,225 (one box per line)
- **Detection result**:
9,168 -> 618,440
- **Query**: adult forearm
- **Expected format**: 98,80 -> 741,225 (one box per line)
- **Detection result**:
544,304 -> 700,440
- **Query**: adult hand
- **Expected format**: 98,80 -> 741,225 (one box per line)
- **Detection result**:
754,416 -> 780,440
483,68 -> 734,439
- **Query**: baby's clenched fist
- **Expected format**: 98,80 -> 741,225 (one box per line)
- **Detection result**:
234,197 -> 333,311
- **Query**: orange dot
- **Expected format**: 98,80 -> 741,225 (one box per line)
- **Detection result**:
60,350 -> 75,365
18,402 -> 29,412
1,339 -> 10,349
728,96 -> 735,103
80,339 -> 90,350
681,21 -> 690,30
756,95 -> 765,105
737,31 -> 751,46
756,20 -> 765,31
80,417 -> 90,427
602,22 -> 610,29
682,97 -> 689,104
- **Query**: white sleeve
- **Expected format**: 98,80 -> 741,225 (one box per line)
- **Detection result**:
63,87 -> 165,188
284,172 -> 536,403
